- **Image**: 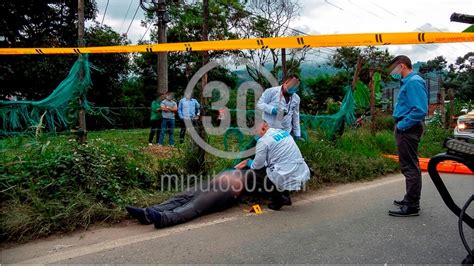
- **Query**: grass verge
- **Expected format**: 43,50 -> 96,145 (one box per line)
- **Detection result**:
0,125 -> 451,242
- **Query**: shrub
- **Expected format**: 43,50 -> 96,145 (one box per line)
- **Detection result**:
374,114 -> 395,131
298,129 -> 399,188
0,131 -> 194,242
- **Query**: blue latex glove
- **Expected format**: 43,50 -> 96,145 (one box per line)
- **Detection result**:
271,107 -> 278,115
293,135 -> 301,141
246,159 -> 254,168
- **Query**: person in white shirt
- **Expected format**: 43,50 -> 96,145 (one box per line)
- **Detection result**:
235,120 -> 310,210
257,75 -> 302,140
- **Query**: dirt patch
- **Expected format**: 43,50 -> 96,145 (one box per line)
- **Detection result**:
144,145 -> 179,158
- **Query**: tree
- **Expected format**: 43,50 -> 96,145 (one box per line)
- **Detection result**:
330,46 -> 393,85
235,0 -> 306,85
85,24 -> 130,107
0,0 -> 98,100
331,47 -> 362,73
302,72 -> 349,114
419,56 -> 447,74
133,0 -> 244,99
445,52 -> 474,100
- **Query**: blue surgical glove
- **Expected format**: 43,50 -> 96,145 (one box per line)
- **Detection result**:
246,159 -> 254,168
271,107 -> 278,115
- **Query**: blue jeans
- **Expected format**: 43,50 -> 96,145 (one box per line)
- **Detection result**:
159,118 -> 175,145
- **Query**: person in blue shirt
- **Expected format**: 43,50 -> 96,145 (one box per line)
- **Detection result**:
158,92 -> 178,146
387,55 -> 428,217
177,95 -> 201,144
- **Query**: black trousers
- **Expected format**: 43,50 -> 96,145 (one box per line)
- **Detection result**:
178,118 -> 199,143
145,182 -> 239,228
144,169 -> 287,228
243,168 -> 289,202
395,123 -> 424,207
148,118 -> 162,144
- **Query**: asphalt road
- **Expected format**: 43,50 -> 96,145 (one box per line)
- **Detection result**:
2,173 -> 473,264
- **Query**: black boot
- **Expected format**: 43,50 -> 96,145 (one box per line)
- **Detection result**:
126,206 -> 152,225
388,205 -> 420,217
393,199 -> 420,210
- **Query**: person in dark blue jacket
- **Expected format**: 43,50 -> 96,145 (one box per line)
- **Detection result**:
387,55 -> 428,217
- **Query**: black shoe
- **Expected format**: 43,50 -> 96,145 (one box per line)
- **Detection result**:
393,199 -> 420,210
388,205 -> 420,217
282,195 -> 292,206
126,206 -> 152,225
268,201 -> 283,210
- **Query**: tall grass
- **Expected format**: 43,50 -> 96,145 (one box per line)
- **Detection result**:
0,125 -> 451,242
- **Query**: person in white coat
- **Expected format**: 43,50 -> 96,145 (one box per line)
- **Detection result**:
257,75 -> 302,140
235,120 -> 310,210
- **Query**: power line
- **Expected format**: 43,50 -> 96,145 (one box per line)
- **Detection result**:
125,3 -> 141,36
368,0 -> 396,16
101,0 -> 109,26
119,0 -> 134,33
221,1 -> 338,56
346,0 -> 383,20
324,0 -> 343,10
139,23 -> 153,42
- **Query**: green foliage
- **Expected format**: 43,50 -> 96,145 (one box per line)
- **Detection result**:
374,114 -> 396,132
132,0 -> 243,99
445,52 -> 474,100
330,46 -> 393,85
0,0 -> 97,100
0,129 -> 193,242
419,56 -> 447,74
298,129 -> 398,187
85,24 -> 130,107
419,123 -> 453,158
302,72 -> 348,114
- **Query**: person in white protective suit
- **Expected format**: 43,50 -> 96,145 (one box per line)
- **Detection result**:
257,74 -> 302,140
235,120 -> 310,210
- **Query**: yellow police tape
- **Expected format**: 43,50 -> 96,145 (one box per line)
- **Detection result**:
0,32 -> 473,55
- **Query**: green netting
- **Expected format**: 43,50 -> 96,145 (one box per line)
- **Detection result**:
223,86 -> 357,154
1,55 -> 93,135
299,86 -> 356,138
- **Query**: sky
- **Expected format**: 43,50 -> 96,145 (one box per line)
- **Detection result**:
94,0 -> 474,64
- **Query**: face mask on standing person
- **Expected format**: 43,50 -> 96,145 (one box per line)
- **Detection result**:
390,64 -> 403,80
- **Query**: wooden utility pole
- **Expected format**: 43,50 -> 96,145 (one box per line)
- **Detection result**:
195,0 -> 209,172
78,0 -> 87,143
448,88 -> 455,127
281,48 -> 287,81
368,68 -> 376,135
157,8 -> 168,95
201,0 -> 209,105
440,86 -> 446,128
351,57 -> 363,91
